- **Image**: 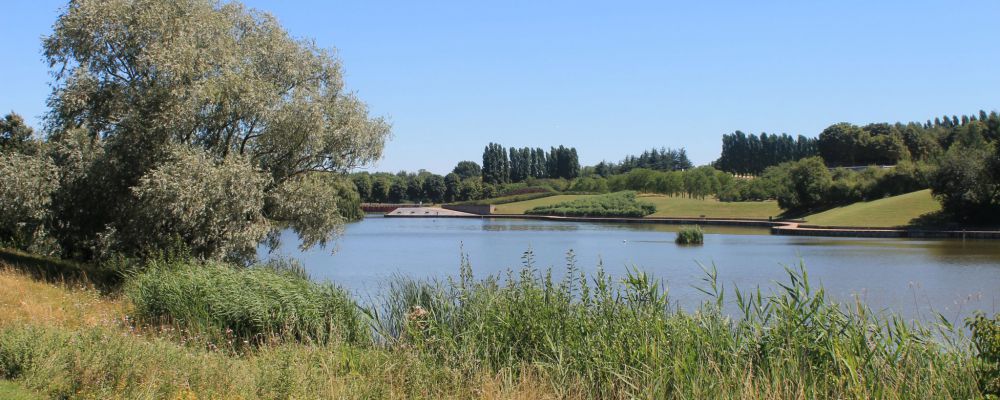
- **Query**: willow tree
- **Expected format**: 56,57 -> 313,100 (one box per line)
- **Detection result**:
42,0 -> 391,261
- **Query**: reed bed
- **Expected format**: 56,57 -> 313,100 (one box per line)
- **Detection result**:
675,225 -> 704,244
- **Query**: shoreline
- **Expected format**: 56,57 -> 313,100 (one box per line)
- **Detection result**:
380,208 -> 1000,240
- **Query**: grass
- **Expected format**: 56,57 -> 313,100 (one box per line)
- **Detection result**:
640,194 -> 782,219
0,253 -> 990,399
494,193 -> 781,219
126,261 -> 365,346
804,189 -> 941,227
524,191 -> 656,217
0,267 -> 121,330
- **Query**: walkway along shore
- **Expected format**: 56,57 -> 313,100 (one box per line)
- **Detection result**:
380,207 -> 1000,240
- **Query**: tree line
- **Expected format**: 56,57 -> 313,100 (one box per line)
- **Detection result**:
717,111 -> 1000,174
715,132 -> 817,175
482,143 -> 580,184
589,147 -> 692,176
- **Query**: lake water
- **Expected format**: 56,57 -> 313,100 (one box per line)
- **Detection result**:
263,215 -> 1000,323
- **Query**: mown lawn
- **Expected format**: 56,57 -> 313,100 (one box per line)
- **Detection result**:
494,193 -> 781,219
803,189 -> 941,227
493,194 -> 593,214
639,194 -> 781,219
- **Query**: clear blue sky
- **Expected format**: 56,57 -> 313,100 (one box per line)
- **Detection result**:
3,1 -> 999,174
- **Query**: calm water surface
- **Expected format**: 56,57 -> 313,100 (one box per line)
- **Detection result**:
264,215 -> 1000,322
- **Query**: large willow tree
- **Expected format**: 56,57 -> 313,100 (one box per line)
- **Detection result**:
41,0 -> 390,261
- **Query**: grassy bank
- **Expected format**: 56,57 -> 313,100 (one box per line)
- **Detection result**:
0,252 -> 991,399
639,194 -> 781,219
804,189 -> 941,227
493,193 -> 781,219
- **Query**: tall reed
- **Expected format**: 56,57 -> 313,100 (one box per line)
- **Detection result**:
375,250 -> 978,398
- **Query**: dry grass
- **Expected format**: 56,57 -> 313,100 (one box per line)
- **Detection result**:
0,267 -> 123,330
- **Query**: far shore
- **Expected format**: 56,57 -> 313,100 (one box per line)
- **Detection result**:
375,206 -> 1000,240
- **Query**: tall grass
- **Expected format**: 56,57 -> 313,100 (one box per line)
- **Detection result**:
374,251 -> 978,398
525,191 -> 656,217
675,225 -> 704,244
125,261 -> 364,346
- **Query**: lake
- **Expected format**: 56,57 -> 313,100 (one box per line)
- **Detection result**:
263,215 -> 1000,323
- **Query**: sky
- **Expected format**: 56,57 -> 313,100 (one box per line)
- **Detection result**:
3,1 -> 999,174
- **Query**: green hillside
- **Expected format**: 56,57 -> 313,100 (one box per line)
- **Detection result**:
803,189 -> 941,227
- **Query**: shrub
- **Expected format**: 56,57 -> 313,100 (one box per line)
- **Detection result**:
969,313 -> 1000,396
525,191 -> 656,217
125,262 -> 364,345
675,225 -> 704,245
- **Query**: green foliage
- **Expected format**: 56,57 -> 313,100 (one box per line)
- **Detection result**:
675,225 -> 704,244
451,160 -> 481,180
717,131 -> 816,175
777,157 -> 833,211
818,123 -> 911,166
0,113 -> 36,155
452,189 -> 557,206
481,143 -> 510,184
594,147 -> 692,176
969,313 -> 1000,397
602,166 -> 735,200
125,262 -> 364,346
126,147 -> 270,262
39,0 -> 389,261
270,172 -> 363,250
0,153 -> 59,254
930,145 -> 1000,223
525,191 -> 655,217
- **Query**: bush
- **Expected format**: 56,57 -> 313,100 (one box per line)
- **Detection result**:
125,262 -> 364,345
969,313 -> 1000,396
675,225 -> 704,244
525,191 -> 656,217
